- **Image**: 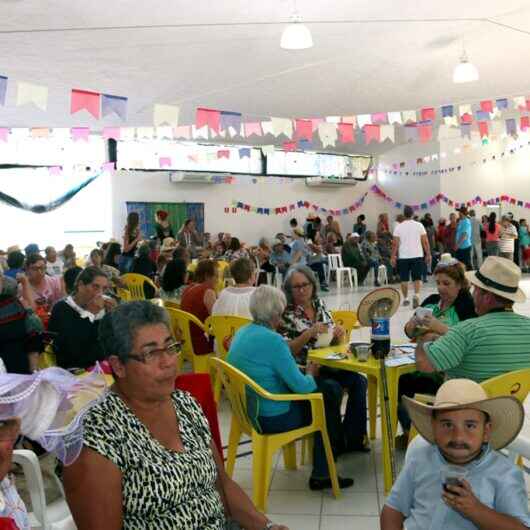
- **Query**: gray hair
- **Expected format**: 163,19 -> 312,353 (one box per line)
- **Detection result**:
98,301 -> 170,362
249,285 -> 287,325
283,264 -> 319,305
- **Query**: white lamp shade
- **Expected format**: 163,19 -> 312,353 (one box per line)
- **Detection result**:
280,22 -> 313,50
453,60 -> 479,83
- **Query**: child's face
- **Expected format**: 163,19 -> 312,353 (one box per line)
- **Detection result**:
432,408 -> 491,465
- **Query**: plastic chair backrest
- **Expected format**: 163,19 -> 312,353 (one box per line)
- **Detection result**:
163,299 -> 181,310
481,368 -> 530,403
327,253 -> 344,270
204,315 -> 252,358
330,310 -> 359,337
210,357 -> 270,436
165,307 -> 205,358
215,260 -> 230,292
116,287 -> 132,302
121,273 -> 157,300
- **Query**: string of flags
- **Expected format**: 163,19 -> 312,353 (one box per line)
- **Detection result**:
3,70 -> 530,149
224,193 -> 368,216
371,185 -> 530,211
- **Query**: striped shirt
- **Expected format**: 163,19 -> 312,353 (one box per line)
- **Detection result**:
425,311 -> 530,381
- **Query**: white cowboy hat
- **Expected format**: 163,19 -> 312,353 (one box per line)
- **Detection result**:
466,256 -> 526,303
357,287 -> 401,327
404,379 -> 524,450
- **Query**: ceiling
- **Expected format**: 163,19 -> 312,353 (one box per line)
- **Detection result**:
1,0 -> 530,137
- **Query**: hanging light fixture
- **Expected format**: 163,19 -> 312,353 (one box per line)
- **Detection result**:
280,13 -> 313,50
453,48 -> 479,83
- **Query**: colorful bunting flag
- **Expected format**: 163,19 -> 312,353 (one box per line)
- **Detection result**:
283,141 -> 296,152
480,100 -> 493,113
174,125 -> 191,139
196,107 -> 221,133
220,111 -> 242,135
153,104 -> 179,127
418,122 -> 432,143
0,128 -> 8,142
421,107 -> 435,121
71,89 -> 100,119
363,124 -> 380,144
0,75 -> 6,106
295,119 -> 313,141
17,82 -> 48,111
243,122 -> 262,137
238,147 -> 251,159
338,122 -> 355,143
371,112 -> 388,125
271,117 -> 293,138
102,127 -> 121,140
101,94 -> 127,120
217,149 -> 230,159
71,127 -> 90,142
159,157 -> 172,168
478,121 -> 489,138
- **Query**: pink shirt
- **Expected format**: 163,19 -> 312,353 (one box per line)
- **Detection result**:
483,223 -> 500,242
20,275 -> 64,311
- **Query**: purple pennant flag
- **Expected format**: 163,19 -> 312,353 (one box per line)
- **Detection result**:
404,124 -> 418,142
460,123 -> 472,138
220,111 -> 242,134
506,118 -> 517,136
496,98 -> 508,110
0,75 -> 7,106
238,147 -> 251,159
101,94 -> 128,120
475,110 -> 490,121
441,105 -> 454,117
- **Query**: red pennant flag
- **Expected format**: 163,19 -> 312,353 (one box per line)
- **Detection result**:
363,124 -> 380,144
224,207 -> 229,213
281,206 -> 288,213
71,89 -> 100,119
418,123 -> 433,143
196,107 -> 221,133
275,208 -> 281,214
510,198 -> 516,205
338,122 -> 355,143
480,100 -> 493,113
478,121 -> 489,138
520,116 -> 530,131
283,141 -> 296,152
289,204 -> 295,211
461,113 -> 473,124
217,149 -> 230,159
295,119 -> 313,141
421,107 -> 435,121
303,201 -> 310,208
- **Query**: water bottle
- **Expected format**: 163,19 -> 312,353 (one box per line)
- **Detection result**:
371,317 -> 390,359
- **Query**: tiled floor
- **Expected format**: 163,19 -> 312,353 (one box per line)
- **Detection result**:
215,275 -> 530,530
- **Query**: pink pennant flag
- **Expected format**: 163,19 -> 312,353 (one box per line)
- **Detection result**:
0,128 -> 8,142
363,124 -> 380,144
71,127 -> 90,142
521,116 -> 530,131
243,122 -> 262,137
310,118 -> 324,132
48,166 -> 62,176
526,99 -> 530,112
418,123 -> 432,143
421,107 -> 435,121
102,162 -> 115,173
338,122 -> 355,143
71,89 -> 100,119
174,125 -> 191,139
159,156 -> 172,168
283,141 -> 296,152
217,149 -> 230,159
102,127 -> 121,140
480,100 -> 493,113
478,121 -> 489,138
371,112 -> 387,125
295,119 -> 313,141
196,107 -> 221,133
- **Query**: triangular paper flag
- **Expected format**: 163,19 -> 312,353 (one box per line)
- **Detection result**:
478,121 -> 489,138
261,121 -> 274,135
136,127 -> 154,139
402,110 -> 417,123
31,127 -> 49,139
71,89 -> 100,119
295,119 -> 313,141
363,124 -> 380,144
243,122 -> 262,137
174,125 -> 191,139
271,117 -> 293,138
387,112 -> 402,125
418,123 -> 432,143
371,112 -> 388,125
101,94 -> 127,120
480,100 -> 493,113
513,96 -> 526,110
421,107 -> 435,122
153,104 -> 179,126
380,124 -> 395,143
156,126 -> 174,139
338,122 -> 355,143
220,111 -> 242,135
17,82 -> 48,111
356,114 -> 371,128
102,127 -> 121,140
261,145 -> 275,156
196,107 -> 221,133
318,122 -> 338,147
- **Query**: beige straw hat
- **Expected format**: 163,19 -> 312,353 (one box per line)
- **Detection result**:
466,256 -> 525,303
160,237 -> 178,253
357,287 -> 401,327
404,379 -> 524,450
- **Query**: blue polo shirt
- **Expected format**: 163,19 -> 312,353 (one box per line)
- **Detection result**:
455,217 -> 472,249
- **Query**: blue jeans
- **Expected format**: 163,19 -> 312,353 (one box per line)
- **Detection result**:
368,258 -> 379,284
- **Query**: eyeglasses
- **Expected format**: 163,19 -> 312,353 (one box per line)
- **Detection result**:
127,341 -> 183,364
291,281 -> 312,291
28,266 -> 46,272
0,418 -> 21,442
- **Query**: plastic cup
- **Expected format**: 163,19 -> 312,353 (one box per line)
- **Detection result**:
440,465 -> 467,493
356,344 -> 370,362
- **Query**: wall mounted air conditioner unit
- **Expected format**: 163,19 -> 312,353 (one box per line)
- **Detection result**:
169,171 -> 218,184
305,177 -> 358,188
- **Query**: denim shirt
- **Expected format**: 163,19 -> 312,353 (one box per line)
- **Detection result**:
386,442 -> 530,530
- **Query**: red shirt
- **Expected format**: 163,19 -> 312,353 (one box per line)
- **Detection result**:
180,283 -> 214,356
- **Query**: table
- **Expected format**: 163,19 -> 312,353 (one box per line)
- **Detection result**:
308,344 -> 417,493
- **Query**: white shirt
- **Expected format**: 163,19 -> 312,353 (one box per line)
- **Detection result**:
211,286 -> 255,319
499,223 -> 517,253
46,258 -> 64,277
393,219 -> 426,259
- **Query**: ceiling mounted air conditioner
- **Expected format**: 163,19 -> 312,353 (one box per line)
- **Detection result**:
305,177 -> 358,188
169,171 -> 218,184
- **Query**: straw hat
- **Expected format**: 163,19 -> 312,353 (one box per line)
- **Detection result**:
466,256 -> 525,303
160,237 -> 178,253
357,287 -> 401,327
404,379 -> 524,450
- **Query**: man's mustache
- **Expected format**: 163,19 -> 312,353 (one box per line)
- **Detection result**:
447,442 -> 471,450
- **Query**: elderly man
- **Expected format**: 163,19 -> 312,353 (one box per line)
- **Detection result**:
415,256 -> 530,381
341,232 -> 369,285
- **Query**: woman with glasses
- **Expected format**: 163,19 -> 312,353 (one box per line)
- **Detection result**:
64,301 -> 288,530
281,265 -> 369,455
397,256 -> 477,446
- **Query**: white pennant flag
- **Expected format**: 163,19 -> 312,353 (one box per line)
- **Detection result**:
402,110 -> 417,123
153,104 -> 180,127
271,117 -> 293,138
380,124 -> 395,143
318,123 -> 338,147
356,114 -> 371,128
261,121 -> 274,135
156,126 -> 174,139
387,112 -> 403,125
136,127 -> 154,139
16,82 -> 48,111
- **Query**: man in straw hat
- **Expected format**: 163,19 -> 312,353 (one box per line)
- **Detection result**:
414,256 -> 530,382
381,379 -> 530,530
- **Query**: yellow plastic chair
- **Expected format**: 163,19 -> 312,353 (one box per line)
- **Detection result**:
120,273 -> 157,300
215,260 -> 230,293
408,368 -> 530,445
37,343 -> 57,370
163,299 -> 181,311
116,287 -> 132,302
330,310 -> 360,338
165,308 -> 212,373
204,315 -> 252,402
211,357 -> 340,512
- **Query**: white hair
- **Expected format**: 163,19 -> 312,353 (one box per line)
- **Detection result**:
249,285 -> 287,325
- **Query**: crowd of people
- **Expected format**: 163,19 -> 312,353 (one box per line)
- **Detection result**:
0,204 -> 530,529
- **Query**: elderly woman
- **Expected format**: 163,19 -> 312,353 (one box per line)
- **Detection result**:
64,301 -> 287,530
281,265 -> 369,452
228,286 -> 353,491
397,256 -> 477,444
48,266 -> 115,370
89,248 -> 123,288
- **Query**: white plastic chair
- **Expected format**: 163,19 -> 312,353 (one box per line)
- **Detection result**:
326,254 -> 357,289
12,450 -> 76,530
378,264 -> 388,285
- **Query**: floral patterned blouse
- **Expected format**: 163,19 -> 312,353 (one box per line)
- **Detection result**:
280,297 -> 333,364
